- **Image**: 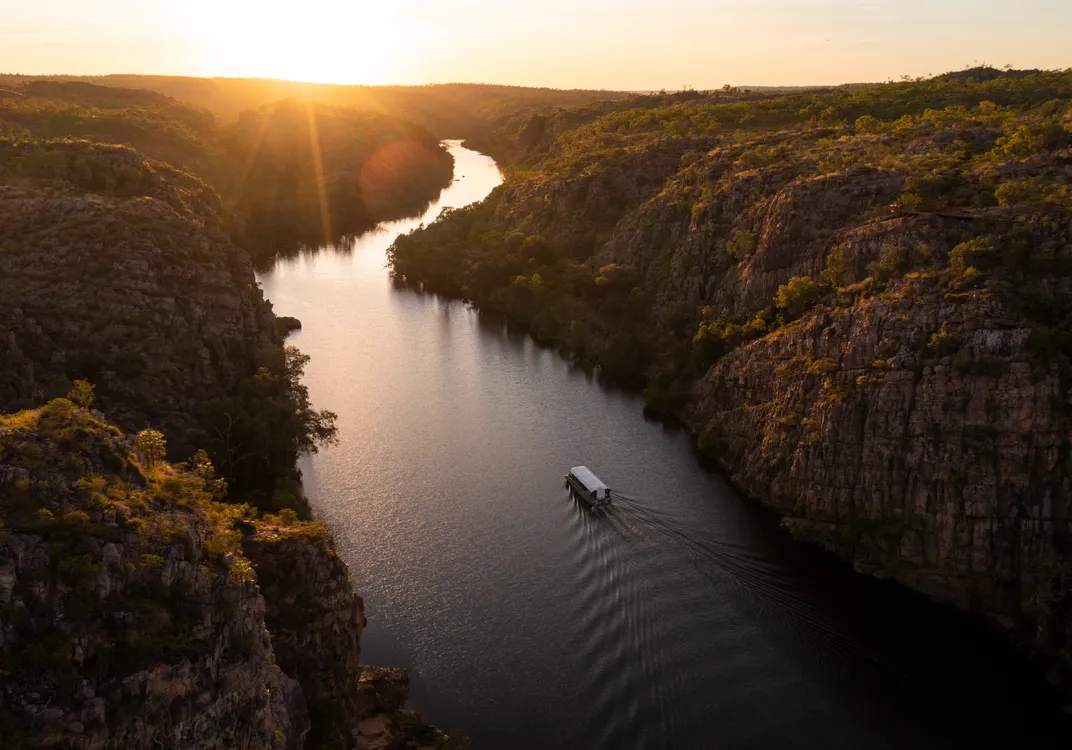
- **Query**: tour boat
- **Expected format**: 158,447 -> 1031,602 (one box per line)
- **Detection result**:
566,466 -> 611,507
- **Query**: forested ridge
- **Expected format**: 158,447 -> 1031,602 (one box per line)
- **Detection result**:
388,68 -> 1072,694
0,81 -> 456,264
0,77 -> 508,748
0,80 -> 456,512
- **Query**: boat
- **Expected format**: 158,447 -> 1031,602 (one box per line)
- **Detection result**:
565,466 -> 611,507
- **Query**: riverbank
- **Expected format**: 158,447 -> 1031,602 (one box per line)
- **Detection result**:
260,141 -> 1070,748
386,71 -> 1072,703
0,83 -> 461,746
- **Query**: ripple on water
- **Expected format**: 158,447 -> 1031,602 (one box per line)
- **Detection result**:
258,142 -> 1070,750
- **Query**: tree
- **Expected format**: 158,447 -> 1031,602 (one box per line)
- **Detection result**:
66,379 -> 95,409
775,276 -> 827,318
203,344 -> 337,512
136,428 -> 167,471
192,449 -> 228,500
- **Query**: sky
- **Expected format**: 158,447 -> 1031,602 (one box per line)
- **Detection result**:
2,0 -> 1070,89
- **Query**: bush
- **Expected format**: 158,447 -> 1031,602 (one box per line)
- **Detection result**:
136,429 -> 167,471
995,180 -> 1046,205
808,357 -> 841,375
928,323 -> 962,356
868,243 -> 909,283
855,115 -> 884,134
775,276 -> 827,318
61,510 -> 90,525
726,230 -> 756,262
822,244 -> 848,287
949,237 -> 997,275
66,379 -> 95,409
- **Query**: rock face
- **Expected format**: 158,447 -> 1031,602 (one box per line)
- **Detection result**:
244,525 -> 453,750
0,402 -> 450,749
688,291 -> 1072,624
0,401 -> 309,749
0,140 -> 277,450
244,524 -> 368,749
387,75 -> 1072,687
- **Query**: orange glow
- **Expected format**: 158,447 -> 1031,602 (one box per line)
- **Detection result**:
360,140 -> 443,216
182,1 -> 405,84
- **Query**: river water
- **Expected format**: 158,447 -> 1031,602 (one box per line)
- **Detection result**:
257,141 -> 1066,749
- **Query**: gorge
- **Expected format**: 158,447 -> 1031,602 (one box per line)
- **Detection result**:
260,142 -> 1068,749
2,70 -> 1071,749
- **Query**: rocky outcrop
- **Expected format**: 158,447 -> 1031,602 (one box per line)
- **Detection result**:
0,402 -> 451,749
244,523 -> 367,749
0,140 -> 278,452
244,523 -> 452,750
387,73 -> 1072,689
688,290 -> 1072,624
0,401 -> 309,748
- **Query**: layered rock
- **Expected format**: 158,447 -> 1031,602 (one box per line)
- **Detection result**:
387,73 -> 1072,688
0,401 -> 309,748
0,140 -> 277,451
0,402 -> 452,749
244,522 -> 453,750
244,522 -> 367,748
688,290 -> 1072,621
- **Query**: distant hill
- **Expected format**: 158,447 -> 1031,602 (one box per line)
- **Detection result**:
0,74 -> 627,141
937,66 -> 1043,83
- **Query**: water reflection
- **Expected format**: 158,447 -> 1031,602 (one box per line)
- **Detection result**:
257,142 -> 1068,750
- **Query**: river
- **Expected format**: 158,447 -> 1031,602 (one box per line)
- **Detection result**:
257,141 -> 1066,749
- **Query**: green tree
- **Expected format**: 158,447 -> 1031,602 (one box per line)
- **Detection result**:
66,379 -> 95,409
822,244 -> 848,287
776,276 -> 827,318
136,428 -> 167,471
204,345 -> 337,513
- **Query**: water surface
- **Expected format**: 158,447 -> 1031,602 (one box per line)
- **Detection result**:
258,141 -> 1066,749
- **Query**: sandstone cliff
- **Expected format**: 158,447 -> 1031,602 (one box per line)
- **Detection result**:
0,402 -> 454,749
0,400 -> 309,748
388,70 -> 1072,689
0,139 -> 276,450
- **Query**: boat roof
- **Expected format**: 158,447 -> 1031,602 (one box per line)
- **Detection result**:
569,466 -> 607,491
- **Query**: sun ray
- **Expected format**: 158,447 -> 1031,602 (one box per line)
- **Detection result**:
303,92 -> 333,247
226,100 -> 279,213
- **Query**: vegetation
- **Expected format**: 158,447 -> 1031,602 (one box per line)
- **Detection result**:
0,400 -> 277,739
0,81 -> 455,264
389,67 -> 1072,411
199,346 -> 337,515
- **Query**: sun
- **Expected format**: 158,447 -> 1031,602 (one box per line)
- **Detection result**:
185,0 -> 404,84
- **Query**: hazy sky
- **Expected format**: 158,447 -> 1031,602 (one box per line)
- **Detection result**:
3,1 -> 1070,89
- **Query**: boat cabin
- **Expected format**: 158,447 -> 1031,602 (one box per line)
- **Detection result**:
566,466 -> 610,506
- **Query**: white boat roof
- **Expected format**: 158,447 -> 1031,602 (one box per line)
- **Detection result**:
569,466 -> 607,492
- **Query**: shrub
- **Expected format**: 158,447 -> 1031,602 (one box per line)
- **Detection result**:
136,429 -> 167,471
855,115 -> 884,134
820,380 -> 854,404
992,122 -> 1072,158
928,323 -> 962,356
822,244 -> 848,287
775,276 -> 827,318
868,243 -> 909,283
726,229 -> 756,262
949,237 -> 997,275
808,357 -> 841,375
61,510 -> 90,525
231,557 -> 255,585
995,180 -> 1046,206
66,379 -> 95,409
